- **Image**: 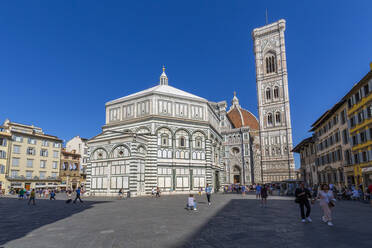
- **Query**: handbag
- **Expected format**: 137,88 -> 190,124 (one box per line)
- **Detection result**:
328,200 -> 335,208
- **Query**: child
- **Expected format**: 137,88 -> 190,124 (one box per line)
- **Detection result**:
198,187 -> 202,196
187,194 -> 197,211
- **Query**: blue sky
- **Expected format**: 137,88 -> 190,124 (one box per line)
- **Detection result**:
0,1 -> 371,167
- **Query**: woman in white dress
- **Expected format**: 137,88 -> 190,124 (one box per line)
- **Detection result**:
316,184 -> 336,226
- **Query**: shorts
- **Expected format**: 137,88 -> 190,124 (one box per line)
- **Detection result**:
256,191 -> 261,195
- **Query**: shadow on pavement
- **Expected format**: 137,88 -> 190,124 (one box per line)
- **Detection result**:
178,198 -> 372,248
0,197 -> 109,246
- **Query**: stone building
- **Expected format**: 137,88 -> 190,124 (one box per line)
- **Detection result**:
60,148 -> 82,190
292,137 -> 317,186
87,69 -> 225,196
0,126 -> 12,193
310,100 -> 351,188
66,136 -> 89,181
2,119 -> 63,191
344,64 -> 372,188
252,19 -> 295,182
215,93 -> 262,185
86,19 -> 296,196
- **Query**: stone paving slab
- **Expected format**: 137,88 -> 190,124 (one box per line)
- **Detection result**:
0,193 -> 371,248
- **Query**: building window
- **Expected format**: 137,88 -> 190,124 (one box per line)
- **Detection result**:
26,171 -> 32,179
265,54 -> 277,74
40,149 -> 48,157
355,91 -> 361,103
342,129 -> 348,144
52,161 -> 58,169
0,164 -> 4,174
13,145 -> 20,154
27,159 -> 33,168
195,137 -> 202,149
362,151 -> 368,162
267,113 -> 273,126
274,86 -> 279,98
28,138 -> 36,145
361,131 -> 367,143
53,151 -> 59,158
0,138 -> 7,146
40,160 -> 46,169
161,134 -> 169,147
53,142 -> 61,148
13,135 -> 23,142
354,153 -> 359,164
12,158 -> 19,167
266,88 -> 271,100
51,172 -> 57,179
0,150 -> 6,159
180,137 -> 186,147
340,110 -> 346,124
42,140 -> 49,147
40,171 -> 46,179
27,147 -> 35,155
364,84 -> 369,96
275,112 -> 281,124
11,170 -> 18,178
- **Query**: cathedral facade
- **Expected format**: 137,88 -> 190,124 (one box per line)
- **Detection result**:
86,19 -> 295,196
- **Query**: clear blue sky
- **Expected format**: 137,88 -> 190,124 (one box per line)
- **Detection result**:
1,1 -> 371,168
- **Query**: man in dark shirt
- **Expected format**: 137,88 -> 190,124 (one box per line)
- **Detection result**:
295,182 -> 312,223
73,187 -> 83,204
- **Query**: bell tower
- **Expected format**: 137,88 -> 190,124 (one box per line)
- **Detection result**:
252,19 -> 295,183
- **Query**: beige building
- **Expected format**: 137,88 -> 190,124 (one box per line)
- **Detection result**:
292,137 -> 318,186
310,100 -> 352,188
66,136 -> 89,179
2,119 -> 63,191
60,149 -> 82,190
0,126 -> 12,193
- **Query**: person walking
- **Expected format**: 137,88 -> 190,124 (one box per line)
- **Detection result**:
317,184 -> 336,226
261,184 -> 268,208
28,189 -> 36,205
256,184 -> 262,199
295,182 -> 312,223
18,188 -> 25,200
156,187 -> 161,198
50,190 -> 56,200
73,187 -> 83,204
205,184 -> 212,206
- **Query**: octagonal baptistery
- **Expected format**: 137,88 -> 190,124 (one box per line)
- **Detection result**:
87,68 -> 225,197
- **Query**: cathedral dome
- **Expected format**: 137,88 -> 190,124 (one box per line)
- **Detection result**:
226,92 -> 259,130
227,108 -> 259,130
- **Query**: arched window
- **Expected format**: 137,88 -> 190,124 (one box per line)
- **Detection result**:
275,112 -> 281,124
180,137 -> 185,147
195,137 -> 202,149
266,88 -> 271,100
268,113 -> 273,125
161,134 -> 169,146
265,53 -> 277,74
274,86 -> 279,99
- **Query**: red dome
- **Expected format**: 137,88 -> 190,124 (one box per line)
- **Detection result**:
227,107 -> 259,130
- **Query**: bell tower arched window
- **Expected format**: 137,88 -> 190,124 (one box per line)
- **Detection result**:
265,53 -> 277,74
274,86 -> 279,99
275,112 -> 281,124
268,113 -> 273,126
266,88 -> 271,100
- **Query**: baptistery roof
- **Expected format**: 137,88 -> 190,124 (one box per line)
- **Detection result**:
106,67 -> 206,106
226,92 -> 259,130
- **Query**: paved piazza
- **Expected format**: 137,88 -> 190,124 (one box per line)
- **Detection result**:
0,193 -> 371,248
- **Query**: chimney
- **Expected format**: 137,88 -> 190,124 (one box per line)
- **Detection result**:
370,62 -> 372,71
